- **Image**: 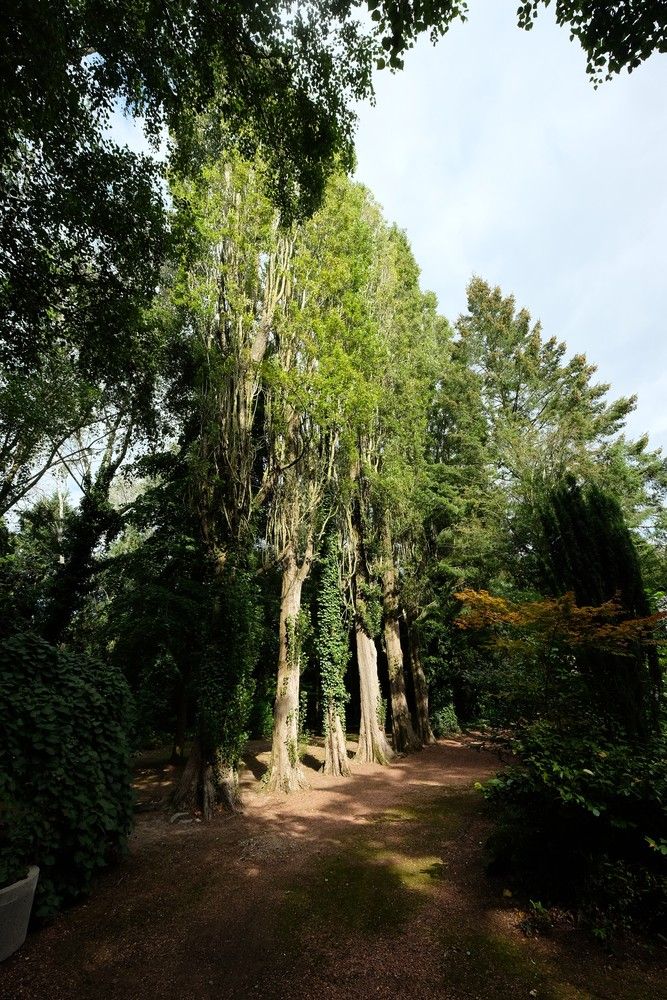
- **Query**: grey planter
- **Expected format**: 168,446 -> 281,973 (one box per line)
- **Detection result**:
0,866 -> 39,962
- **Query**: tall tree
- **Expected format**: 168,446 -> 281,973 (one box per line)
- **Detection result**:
451,277 -> 666,585
539,479 -> 662,740
165,153 -> 292,813
264,174 -> 383,789
423,278 -> 665,724
354,227 -> 442,753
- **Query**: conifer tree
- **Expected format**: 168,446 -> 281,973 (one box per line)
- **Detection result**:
539,479 -> 662,740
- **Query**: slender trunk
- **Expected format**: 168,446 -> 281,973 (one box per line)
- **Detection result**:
381,526 -> 420,753
171,671 -> 189,763
350,484 -> 393,766
408,627 -> 435,745
355,622 -> 394,764
214,757 -> 241,812
172,736 -> 202,812
322,701 -> 351,777
171,559 -> 247,819
265,544 -> 311,793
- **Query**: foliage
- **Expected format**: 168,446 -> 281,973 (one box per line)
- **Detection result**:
316,534 -> 350,730
0,633 -> 134,917
455,588 -> 665,657
0,0 -> 380,384
431,703 -> 461,737
517,1 -> 667,83
539,479 -> 663,739
197,564 -> 262,771
298,689 -> 311,761
370,1 -> 667,81
356,580 -> 384,638
483,723 -> 667,938
0,493 -> 73,637
422,279 -> 666,734
100,471 -> 211,723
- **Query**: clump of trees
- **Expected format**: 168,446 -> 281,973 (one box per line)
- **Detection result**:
457,480 -> 666,938
2,0 -> 667,937
3,149 -> 665,937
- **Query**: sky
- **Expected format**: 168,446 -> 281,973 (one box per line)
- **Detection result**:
352,5 -> 667,452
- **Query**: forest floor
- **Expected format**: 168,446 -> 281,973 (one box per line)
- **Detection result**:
2,737 -> 666,1000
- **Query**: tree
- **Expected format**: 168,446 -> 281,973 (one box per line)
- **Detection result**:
1,0 -> 382,378
263,174 -> 389,789
456,278 -> 637,506
163,152 -> 291,813
370,231 -> 435,753
449,278 -> 667,587
539,479 -> 663,739
516,0 -> 667,82
94,469 -> 212,762
422,277 -> 666,725
455,585 -> 664,726
0,353 -> 97,516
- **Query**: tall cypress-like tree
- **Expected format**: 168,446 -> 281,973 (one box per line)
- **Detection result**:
539,479 -> 662,740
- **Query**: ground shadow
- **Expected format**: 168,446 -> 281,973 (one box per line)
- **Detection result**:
2,740 -> 664,1000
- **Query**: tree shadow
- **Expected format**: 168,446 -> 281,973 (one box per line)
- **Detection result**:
300,752 -> 323,773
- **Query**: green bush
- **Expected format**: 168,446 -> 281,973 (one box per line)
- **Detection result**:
482,722 -> 667,939
0,633 -> 134,917
432,703 -> 461,737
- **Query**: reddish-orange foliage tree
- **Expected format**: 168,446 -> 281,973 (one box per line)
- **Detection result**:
454,588 -> 666,657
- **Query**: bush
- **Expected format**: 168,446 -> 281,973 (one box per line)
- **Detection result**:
0,633 -> 134,918
432,703 -> 461,737
482,722 -> 667,939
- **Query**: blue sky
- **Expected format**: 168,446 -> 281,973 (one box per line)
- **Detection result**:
353,5 -> 667,451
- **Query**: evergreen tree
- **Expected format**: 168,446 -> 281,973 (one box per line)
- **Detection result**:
539,479 -> 662,740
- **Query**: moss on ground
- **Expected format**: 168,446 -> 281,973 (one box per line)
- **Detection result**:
439,927 -> 591,1000
281,844 -> 422,937
374,790 -> 481,838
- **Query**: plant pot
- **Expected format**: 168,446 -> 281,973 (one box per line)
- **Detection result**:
0,866 -> 39,962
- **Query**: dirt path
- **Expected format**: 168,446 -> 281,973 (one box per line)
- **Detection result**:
2,739 -> 665,1000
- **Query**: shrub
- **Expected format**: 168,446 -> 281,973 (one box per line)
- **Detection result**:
432,702 -> 461,737
482,722 -> 667,939
0,633 -> 134,917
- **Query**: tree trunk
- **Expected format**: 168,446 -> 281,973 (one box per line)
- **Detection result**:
171,738 -> 242,819
408,627 -> 436,745
382,528 -> 421,753
171,672 -> 189,763
355,623 -> 394,764
322,701 -> 351,777
265,545 -> 311,793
